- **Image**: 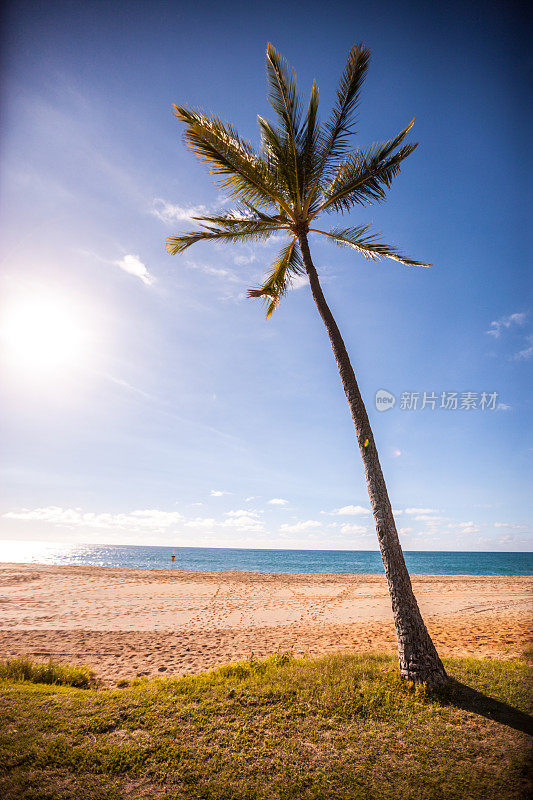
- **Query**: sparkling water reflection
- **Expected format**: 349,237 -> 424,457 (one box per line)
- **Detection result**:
0,540 -> 531,575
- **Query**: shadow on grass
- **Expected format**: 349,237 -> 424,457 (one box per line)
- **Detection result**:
438,679 -> 533,736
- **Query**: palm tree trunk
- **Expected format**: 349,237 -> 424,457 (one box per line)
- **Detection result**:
298,232 -> 447,686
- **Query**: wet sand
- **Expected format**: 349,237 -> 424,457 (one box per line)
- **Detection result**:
0,563 -> 531,685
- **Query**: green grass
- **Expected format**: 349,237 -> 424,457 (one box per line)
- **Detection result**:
0,652 -> 531,799
0,657 -> 96,689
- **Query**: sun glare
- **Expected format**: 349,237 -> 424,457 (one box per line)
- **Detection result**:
1,291 -> 90,375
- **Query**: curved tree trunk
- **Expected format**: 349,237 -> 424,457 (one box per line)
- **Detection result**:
299,233 -> 447,686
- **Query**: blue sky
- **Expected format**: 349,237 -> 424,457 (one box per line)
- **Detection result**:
0,0 -> 530,551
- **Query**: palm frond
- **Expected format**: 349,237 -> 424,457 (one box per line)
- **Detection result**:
257,115 -> 299,203
313,225 -> 431,267
309,44 -> 371,195
257,115 -> 287,160
265,43 -> 302,142
166,221 -> 283,256
248,237 -> 304,317
373,117 -> 415,161
316,121 -> 417,215
265,44 -> 303,209
238,201 -> 290,223
173,105 -> 292,215
191,210 -> 286,228
300,79 -> 321,194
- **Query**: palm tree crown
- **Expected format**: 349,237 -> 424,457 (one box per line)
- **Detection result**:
167,43 -> 429,317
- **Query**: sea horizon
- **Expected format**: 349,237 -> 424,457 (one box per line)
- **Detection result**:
1,540 -> 532,576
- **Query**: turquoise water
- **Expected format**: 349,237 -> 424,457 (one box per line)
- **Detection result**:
1,541 -> 531,575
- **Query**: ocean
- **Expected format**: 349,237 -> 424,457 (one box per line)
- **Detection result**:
0,540 -> 531,575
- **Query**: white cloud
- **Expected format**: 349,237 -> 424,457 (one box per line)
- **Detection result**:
187,260 -> 240,281
280,520 -> 322,533
210,490 -> 230,497
290,275 -> 308,291
152,198 -> 209,224
513,334 -> 533,361
332,505 -> 370,516
184,513 -> 264,532
2,503 -> 269,538
268,498 -> 289,506
114,254 -> 154,286
103,374 -> 154,400
405,507 -> 440,515
233,252 -> 256,266
225,509 -> 261,518
222,513 -> 264,531
391,449 -> 402,458
485,313 -> 533,362
455,521 -> 480,534
392,509 -> 403,515
486,311 -> 527,338
494,522 -> 527,529
339,523 -> 368,535
184,517 -> 216,529
3,507 -> 182,532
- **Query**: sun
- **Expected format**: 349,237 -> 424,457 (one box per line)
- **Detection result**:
1,290 -> 90,374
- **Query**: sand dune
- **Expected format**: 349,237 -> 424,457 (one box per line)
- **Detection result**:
0,563 -> 531,685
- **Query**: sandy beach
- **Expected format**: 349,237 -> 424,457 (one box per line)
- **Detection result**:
0,563 -> 531,685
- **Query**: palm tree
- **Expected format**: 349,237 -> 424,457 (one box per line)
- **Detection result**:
167,43 -> 447,686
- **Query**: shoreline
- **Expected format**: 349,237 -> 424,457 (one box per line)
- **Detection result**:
0,559 -> 531,577
1,563 -> 531,685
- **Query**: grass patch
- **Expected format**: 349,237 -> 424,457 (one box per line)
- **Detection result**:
0,657 -> 96,689
0,652 -> 531,799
